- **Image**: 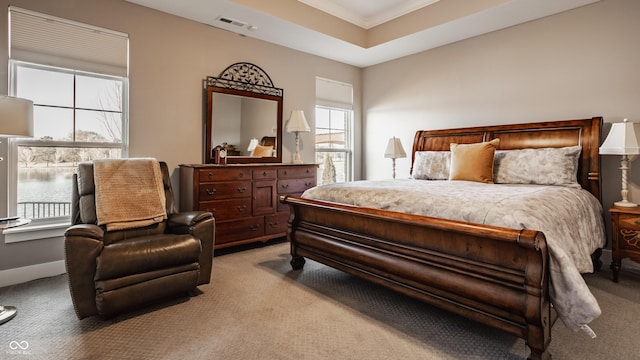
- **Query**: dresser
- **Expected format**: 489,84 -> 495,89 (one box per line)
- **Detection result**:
180,163 -> 317,249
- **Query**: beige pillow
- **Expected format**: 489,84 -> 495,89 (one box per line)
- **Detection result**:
252,145 -> 273,157
449,138 -> 500,183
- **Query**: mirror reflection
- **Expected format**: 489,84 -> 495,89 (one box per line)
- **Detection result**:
211,93 -> 277,157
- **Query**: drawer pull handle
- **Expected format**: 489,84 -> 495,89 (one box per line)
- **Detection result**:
207,172 -> 214,179
236,205 -> 247,212
249,224 -> 260,231
205,188 -> 216,195
305,182 -> 313,187
281,184 -> 289,189
268,221 -> 279,228
237,187 -> 247,193
263,171 -> 267,176
283,171 -> 288,175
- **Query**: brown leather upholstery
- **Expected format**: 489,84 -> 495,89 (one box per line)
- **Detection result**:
65,161 -> 215,319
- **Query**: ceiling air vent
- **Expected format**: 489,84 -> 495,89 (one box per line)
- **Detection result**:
217,16 -> 247,28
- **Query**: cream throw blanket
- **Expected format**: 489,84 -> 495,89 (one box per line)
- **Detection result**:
94,158 -> 167,231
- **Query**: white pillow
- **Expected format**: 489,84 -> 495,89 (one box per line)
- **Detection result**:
493,146 -> 581,187
412,151 -> 450,180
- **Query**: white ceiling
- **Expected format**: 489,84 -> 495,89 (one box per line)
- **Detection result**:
298,0 -> 441,29
124,0 -> 599,68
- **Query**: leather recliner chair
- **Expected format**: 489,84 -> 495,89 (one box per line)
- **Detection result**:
64,161 -> 214,319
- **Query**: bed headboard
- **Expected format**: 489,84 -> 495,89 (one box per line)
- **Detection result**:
411,117 -> 603,201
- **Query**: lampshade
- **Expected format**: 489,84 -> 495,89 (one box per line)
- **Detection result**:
247,137 -> 259,152
286,110 -> 310,133
0,95 -> 34,137
600,119 -> 640,155
384,137 -> 406,159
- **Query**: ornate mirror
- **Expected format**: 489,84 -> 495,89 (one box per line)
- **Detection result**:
205,62 -> 283,164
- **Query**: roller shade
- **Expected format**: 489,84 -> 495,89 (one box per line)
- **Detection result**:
316,77 -> 353,110
9,6 -> 129,77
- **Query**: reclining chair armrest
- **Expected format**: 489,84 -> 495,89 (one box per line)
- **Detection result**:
167,211 -> 213,229
64,224 -> 105,240
64,226 -> 105,319
167,211 -> 215,285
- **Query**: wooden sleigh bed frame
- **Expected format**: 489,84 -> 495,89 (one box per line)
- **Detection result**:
280,117 -> 603,360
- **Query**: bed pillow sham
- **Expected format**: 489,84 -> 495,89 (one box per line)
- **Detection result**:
251,145 -> 273,157
493,145 -> 582,187
412,151 -> 451,180
449,139 -> 500,183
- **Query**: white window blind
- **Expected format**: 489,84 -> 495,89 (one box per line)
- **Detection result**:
9,6 -> 129,77
316,77 -> 353,110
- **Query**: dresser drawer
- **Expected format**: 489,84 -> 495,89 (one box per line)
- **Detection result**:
199,168 -> 250,182
278,178 -> 316,194
619,214 -> 640,231
265,212 -> 290,235
215,217 -> 265,245
618,214 -> 640,252
278,167 -> 315,179
199,198 -> 251,221
253,168 -> 277,180
199,181 -> 250,201
618,228 -> 640,253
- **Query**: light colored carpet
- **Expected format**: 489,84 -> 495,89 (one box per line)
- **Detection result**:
1,241 -> 639,360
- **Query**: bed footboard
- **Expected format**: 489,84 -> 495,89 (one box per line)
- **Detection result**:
282,195 -> 553,360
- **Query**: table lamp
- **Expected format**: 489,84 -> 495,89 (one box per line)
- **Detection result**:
384,136 -> 406,179
247,137 -> 259,155
286,110 -> 310,164
600,118 -> 640,207
0,95 -> 34,325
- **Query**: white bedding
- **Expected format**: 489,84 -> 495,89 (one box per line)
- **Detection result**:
302,179 -> 606,333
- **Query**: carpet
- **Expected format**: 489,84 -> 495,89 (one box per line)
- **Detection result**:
1,241 -> 639,359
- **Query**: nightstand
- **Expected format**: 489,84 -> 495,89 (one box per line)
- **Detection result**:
609,206 -> 640,282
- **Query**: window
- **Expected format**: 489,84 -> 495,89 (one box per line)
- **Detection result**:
6,7 -> 129,223
315,78 -> 353,185
315,107 -> 352,184
9,62 -> 127,221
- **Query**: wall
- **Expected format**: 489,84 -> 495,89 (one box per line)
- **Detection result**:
0,0 -> 361,282
363,0 -> 640,236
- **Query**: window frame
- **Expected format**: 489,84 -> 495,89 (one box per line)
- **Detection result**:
314,105 -> 353,184
7,60 -> 129,224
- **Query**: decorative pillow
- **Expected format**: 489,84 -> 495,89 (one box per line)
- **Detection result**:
252,145 -> 273,157
449,139 -> 500,183
412,151 -> 451,180
493,146 -> 581,187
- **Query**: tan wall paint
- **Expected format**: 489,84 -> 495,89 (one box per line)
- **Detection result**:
0,0 -> 361,272
363,0 -> 640,244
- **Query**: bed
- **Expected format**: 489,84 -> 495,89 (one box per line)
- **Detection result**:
280,117 -> 605,360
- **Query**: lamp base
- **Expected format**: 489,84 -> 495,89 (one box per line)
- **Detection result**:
0,305 -> 17,325
614,200 -> 638,208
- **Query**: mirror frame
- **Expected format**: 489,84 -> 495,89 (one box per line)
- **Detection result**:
205,63 -> 283,164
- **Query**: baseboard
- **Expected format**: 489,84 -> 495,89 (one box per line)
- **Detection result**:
0,260 -> 66,288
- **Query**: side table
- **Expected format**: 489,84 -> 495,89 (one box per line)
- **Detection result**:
0,217 -> 31,325
609,206 -> 640,282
